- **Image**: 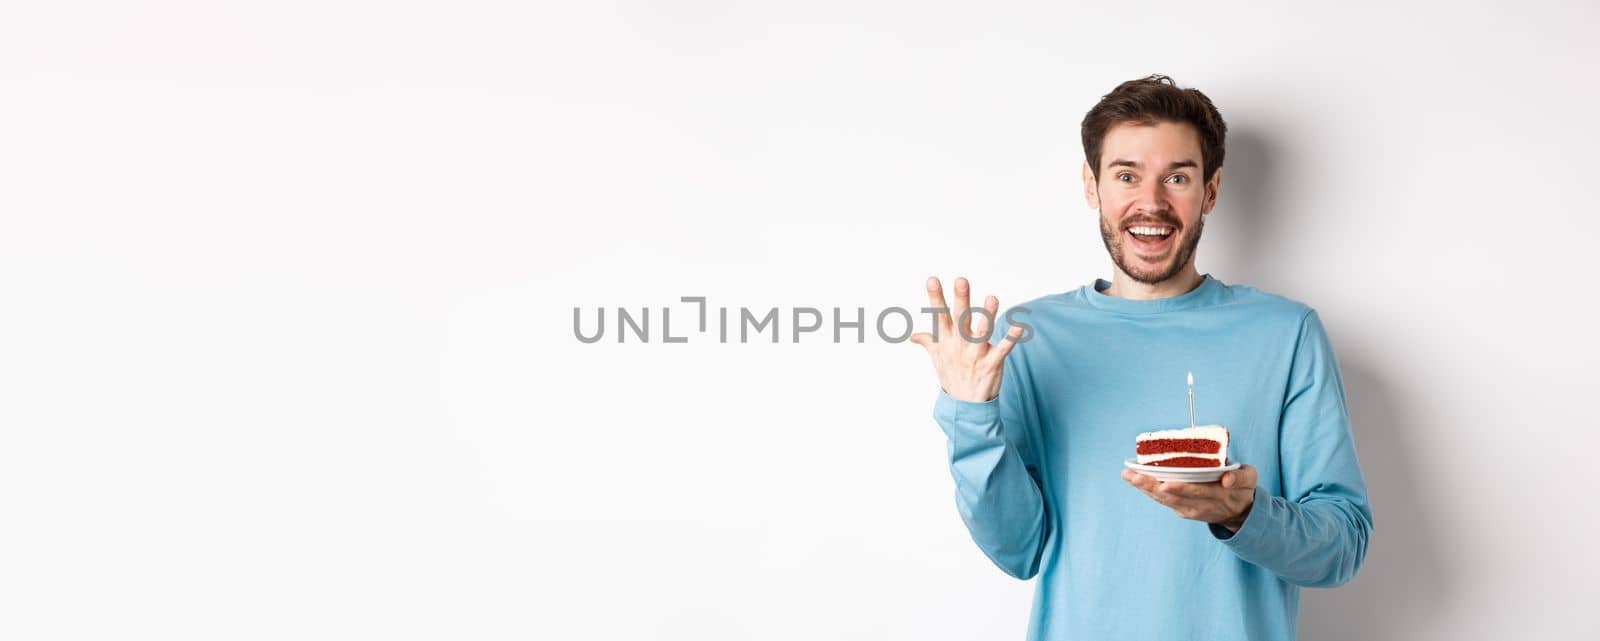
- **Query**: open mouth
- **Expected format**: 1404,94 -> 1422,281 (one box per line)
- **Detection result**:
1125,225 -> 1176,255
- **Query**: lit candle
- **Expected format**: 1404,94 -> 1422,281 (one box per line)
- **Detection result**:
1187,371 -> 1196,429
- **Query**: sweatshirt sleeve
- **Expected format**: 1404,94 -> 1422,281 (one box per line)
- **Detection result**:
1208,309 -> 1375,588
931,346 -> 1050,581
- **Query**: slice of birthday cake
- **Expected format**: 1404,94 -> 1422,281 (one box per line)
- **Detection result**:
1135,425 -> 1229,468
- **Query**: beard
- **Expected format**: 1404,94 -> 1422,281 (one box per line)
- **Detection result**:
1098,210 -> 1205,285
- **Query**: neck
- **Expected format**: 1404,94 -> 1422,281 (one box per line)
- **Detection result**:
1102,263 -> 1204,300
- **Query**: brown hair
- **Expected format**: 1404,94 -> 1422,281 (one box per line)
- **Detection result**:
1081,74 -> 1227,184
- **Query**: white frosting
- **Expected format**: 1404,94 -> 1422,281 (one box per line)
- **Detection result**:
1136,424 -> 1229,442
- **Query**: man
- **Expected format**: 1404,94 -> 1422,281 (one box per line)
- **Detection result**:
909,75 -> 1373,640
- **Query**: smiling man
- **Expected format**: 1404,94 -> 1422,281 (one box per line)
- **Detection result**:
911,75 -> 1373,640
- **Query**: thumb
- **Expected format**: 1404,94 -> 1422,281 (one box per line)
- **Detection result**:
1238,463 -> 1258,488
1222,464 -> 1258,490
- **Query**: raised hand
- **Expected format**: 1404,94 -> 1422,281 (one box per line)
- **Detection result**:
909,276 -> 1024,403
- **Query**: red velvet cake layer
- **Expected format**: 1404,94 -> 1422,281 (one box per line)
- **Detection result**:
1145,456 -> 1222,468
1135,439 -> 1222,455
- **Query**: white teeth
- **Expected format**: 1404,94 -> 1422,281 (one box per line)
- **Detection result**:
1129,226 -> 1173,236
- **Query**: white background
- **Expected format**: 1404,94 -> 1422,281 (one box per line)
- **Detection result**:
2,1 -> 1597,639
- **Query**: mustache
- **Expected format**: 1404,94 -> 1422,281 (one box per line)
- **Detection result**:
1121,214 -> 1183,231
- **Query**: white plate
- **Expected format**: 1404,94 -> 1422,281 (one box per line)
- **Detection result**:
1124,458 -> 1240,483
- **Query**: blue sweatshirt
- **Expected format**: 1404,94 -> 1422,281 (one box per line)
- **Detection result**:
932,274 -> 1373,641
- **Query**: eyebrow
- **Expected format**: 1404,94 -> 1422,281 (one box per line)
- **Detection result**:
1106,159 -> 1200,171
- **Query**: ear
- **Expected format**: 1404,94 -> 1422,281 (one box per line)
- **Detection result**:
1201,168 -> 1223,215
1082,161 -> 1100,209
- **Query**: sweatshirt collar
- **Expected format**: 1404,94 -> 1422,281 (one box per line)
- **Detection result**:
1080,273 -> 1226,314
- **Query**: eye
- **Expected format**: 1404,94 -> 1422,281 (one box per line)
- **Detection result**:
1166,174 -> 1188,184
1117,172 -> 1134,182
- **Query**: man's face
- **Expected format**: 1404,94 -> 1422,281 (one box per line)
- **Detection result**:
1083,121 -> 1221,285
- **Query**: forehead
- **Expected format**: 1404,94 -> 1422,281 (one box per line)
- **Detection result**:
1099,121 -> 1202,168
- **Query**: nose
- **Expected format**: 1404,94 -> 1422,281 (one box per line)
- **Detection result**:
1131,178 -> 1170,216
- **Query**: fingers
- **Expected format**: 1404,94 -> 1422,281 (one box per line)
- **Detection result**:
924,277 -> 952,336
1123,472 -> 1210,520
1122,472 -> 1183,513
952,277 -> 972,339
970,295 -> 994,339
1122,470 -> 1168,497
972,295 -> 998,342
1124,470 -> 1248,524
1122,471 -> 1223,501
921,277 -> 1018,353
1155,480 -> 1194,498
985,324 -> 1024,366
